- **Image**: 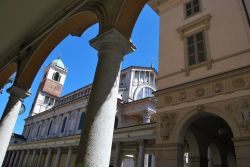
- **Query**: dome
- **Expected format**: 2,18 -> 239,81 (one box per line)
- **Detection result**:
51,57 -> 66,69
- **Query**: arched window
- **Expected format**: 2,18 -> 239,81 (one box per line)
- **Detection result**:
136,87 -> 154,100
78,112 -> 85,130
47,121 -> 52,136
52,72 -> 60,82
114,116 -> 118,129
61,117 -> 67,133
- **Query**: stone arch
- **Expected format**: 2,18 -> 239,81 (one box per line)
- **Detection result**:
15,10 -> 100,90
173,107 -> 241,143
0,63 -> 17,89
114,0 -> 149,39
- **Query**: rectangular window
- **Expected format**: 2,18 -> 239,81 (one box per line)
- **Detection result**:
185,0 -> 200,17
186,31 -> 206,66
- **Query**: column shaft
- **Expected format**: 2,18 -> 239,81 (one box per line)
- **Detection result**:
75,29 -> 135,167
0,86 -> 30,167
8,150 -> 16,167
23,150 -> 30,167
53,148 -> 61,167
113,142 -> 121,167
37,149 -> 43,167
3,151 -> 12,167
30,149 -> 36,167
65,147 -> 72,167
138,140 -> 145,167
13,150 -> 20,167
17,151 -> 25,167
44,148 -> 52,167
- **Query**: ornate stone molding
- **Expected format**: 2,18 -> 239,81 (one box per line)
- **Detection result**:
177,14 -> 212,40
156,68 -> 250,108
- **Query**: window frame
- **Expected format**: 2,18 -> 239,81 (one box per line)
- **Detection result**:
177,14 -> 212,76
186,31 -> 207,66
78,112 -> 86,130
184,0 -> 202,19
61,116 -> 68,133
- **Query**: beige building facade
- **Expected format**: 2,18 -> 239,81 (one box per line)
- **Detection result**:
150,0 -> 250,166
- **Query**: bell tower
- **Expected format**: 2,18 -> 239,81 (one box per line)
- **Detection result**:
30,57 -> 67,116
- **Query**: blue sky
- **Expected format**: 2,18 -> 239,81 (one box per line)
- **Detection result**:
0,5 -> 159,134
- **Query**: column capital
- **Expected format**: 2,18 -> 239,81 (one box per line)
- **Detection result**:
90,28 -> 136,56
7,86 -> 31,100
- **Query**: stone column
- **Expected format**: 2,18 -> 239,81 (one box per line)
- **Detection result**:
155,143 -> 183,167
17,150 -> 25,167
138,140 -> 145,167
30,149 -> 36,167
13,150 -> 20,166
8,150 -> 16,167
65,147 -> 72,167
234,137 -> 250,167
23,150 -> 30,167
54,148 -> 61,167
37,149 -> 43,167
44,148 -> 52,167
113,142 -> 121,167
0,86 -> 30,167
75,28 -> 135,167
3,151 -> 11,167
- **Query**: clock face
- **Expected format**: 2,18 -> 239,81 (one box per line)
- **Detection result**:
41,79 -> 62,97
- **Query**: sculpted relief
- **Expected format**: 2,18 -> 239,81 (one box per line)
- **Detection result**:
160,113 -> 177,140
226,100 -> 250,134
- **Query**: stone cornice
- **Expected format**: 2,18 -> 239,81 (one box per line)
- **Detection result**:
9,123 -> 156,150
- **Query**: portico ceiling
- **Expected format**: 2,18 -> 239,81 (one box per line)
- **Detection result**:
0,0 -> 84,68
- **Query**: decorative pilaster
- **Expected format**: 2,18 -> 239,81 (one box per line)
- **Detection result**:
0,86 -> 30,167
75,28 -> 135,167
